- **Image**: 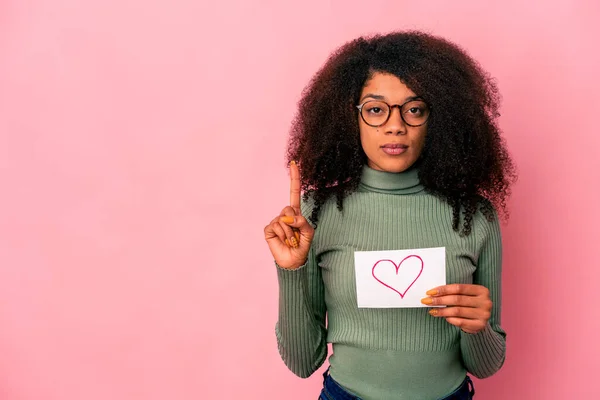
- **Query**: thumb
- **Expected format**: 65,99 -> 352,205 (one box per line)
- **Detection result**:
280,215 -> 314,237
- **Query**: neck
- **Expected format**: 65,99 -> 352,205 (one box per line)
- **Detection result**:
358,164 -> 424,195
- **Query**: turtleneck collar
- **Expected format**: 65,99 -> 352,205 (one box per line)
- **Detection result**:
358,164 -> 425,195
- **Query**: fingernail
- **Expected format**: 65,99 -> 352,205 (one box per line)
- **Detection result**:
421,297 -> 433,305
280,216 -> 295,224
294,231 -> 300,242
429,309 -> 439,316
285,239 -> 290,247
426,289 -> 438,296
290,237 -> 298,248
289,160 -> 296,166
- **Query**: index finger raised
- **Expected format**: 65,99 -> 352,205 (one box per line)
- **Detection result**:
289,160 -> 301,215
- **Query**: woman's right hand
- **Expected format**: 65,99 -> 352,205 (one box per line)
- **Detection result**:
264,161 -> 315,270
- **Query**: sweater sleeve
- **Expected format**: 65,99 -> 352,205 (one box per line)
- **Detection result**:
460,214 -> 507,378
274,198 -> 328,378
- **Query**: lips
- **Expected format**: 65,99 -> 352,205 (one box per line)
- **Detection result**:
381,143 -> 408,155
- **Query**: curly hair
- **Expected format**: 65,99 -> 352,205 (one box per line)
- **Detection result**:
286,30 -> 516,236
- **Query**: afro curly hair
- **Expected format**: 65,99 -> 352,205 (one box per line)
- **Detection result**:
287,30 -> 516,236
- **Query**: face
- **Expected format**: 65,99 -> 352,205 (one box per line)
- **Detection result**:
358,72 -> 428,173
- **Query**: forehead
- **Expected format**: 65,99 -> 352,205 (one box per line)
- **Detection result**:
361,72 -> 416,99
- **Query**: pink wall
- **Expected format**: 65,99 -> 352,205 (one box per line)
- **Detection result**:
1,1 -> 598,398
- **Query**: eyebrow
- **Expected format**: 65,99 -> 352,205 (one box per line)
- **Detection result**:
359,93 -> 423,103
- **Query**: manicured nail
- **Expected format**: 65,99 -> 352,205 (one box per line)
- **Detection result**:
429,309 -> 439,316
426,289 -> 438,296
285,239 -> 290,246
290,236 -> 298,248
289,160 -> 296,166
294,230 -> 300,242
280,216 -> 295,224
421,297 -> 433,305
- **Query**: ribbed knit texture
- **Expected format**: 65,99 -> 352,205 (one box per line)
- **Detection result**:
275,165 -> 506,400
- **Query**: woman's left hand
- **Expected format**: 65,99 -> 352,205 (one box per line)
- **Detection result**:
421,284 -> 492,334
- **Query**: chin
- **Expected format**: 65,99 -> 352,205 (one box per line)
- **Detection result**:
374,159 -> 415,173
386,166 -> 410,173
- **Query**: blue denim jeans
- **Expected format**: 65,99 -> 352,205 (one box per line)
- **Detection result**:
318,369 -> 475,400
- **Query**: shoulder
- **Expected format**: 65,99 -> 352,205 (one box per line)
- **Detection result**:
471,199 -> 502,244
300,190 -> 317,217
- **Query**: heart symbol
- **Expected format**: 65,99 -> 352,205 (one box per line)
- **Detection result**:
372,255 -> 424,298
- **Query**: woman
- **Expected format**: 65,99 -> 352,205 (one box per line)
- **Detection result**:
264,31 -> 516,400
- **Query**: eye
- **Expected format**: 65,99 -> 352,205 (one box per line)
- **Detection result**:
367,106 -> 384,115
406,107 -> 423,115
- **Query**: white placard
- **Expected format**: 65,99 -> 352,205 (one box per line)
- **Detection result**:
354,247 -> 446,308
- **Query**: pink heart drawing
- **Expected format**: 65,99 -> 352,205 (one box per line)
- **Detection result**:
371,255 -> 424,298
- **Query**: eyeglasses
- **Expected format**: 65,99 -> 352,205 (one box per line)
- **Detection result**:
356,99 -> 431,127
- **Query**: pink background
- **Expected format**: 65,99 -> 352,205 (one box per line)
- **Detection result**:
1,1 -> 599,399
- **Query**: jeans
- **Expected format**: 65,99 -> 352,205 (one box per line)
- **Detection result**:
318,369 -> 475,400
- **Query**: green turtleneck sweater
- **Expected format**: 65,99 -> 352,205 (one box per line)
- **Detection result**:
275,166 -> 506,400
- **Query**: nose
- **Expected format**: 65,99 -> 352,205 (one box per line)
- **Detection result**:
384,105 -> 406,135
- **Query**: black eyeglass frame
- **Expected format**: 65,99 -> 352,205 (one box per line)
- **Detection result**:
356,99 -> 431,128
